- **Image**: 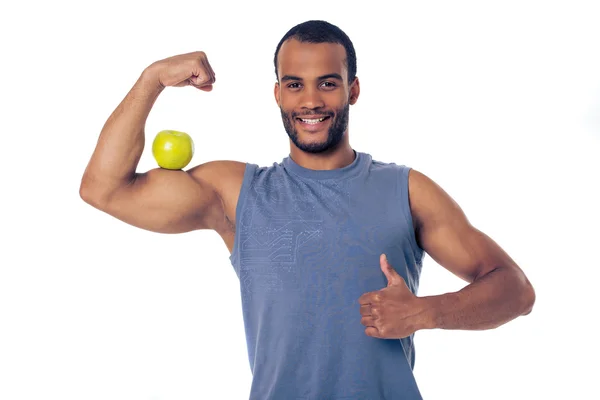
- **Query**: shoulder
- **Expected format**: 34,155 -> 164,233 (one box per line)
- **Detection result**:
406,168 -> 466,232
183,160 -> 248,229
237,159 -> 291,188
366,154 -> 414,189
407,168 -> 436,194
366,154 -> 407,174
187,160 -> 247,197
188,158 -> 289,219
365,156 -> 462,230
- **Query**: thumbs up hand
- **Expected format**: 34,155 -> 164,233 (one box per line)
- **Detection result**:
358,254 -> 430,339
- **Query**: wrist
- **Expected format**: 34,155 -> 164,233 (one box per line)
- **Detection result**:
140,64 -> 166,93
417,295 -> 443,331
420,292 -> 464,331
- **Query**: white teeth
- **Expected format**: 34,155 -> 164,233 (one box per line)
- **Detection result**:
300,117 -> 326,124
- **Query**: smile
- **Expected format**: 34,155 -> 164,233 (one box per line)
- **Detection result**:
296,116 -> 330,124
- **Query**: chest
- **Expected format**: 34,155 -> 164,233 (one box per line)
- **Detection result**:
236,176 -> 413,299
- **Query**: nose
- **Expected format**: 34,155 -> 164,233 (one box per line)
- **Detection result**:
299,86 -> 325,110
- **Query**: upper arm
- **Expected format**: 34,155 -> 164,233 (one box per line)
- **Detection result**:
408,169 -> 522,283
84,160 -> 246,234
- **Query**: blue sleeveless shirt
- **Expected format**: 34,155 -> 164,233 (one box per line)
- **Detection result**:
229,151 -> 425,399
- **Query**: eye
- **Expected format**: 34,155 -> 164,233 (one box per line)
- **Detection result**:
287,82 -> 302,89
320,81 -> 337,89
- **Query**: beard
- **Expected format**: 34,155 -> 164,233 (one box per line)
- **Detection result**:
280,103 -> 350,154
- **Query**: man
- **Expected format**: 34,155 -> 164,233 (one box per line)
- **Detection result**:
80,20 -> 535,399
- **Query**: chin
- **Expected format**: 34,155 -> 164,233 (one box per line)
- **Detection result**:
295,139 -> 336,154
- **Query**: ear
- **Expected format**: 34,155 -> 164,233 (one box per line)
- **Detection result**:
274,81 -> 281,106
349,77 -> 360,105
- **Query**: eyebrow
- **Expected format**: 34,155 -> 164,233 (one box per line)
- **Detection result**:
281,73 -> 344,82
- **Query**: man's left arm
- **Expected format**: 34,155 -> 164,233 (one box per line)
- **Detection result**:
410,169 -> 536,331
359,169 -> 536,338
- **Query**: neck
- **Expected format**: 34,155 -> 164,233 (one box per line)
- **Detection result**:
289,134 -> 355,170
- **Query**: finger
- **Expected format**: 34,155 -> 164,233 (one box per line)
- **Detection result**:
197,84 -> 213,92
189,73 -> 209,87
370,305 -> 380,317
358,293 -> 373,305
202,56 -> 216,83
380,254 -> 402,286
361,316 -> 377,327
359,304 -> 372,316
200,55 -> 213,81
188,64 -> 212,87
365,327 -> 381,338
200,57 -> 215,84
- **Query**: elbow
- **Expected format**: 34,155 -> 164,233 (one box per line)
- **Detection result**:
520,279 -> 536,316
79,178 -> 92,203
79,175 -> 109,210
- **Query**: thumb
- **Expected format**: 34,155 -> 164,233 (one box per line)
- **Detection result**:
197,84 -> 213,92
189,74 -> 213,89
380,254 -> 402,287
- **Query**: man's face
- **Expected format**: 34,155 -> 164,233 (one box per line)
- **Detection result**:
275,39 -> 359,154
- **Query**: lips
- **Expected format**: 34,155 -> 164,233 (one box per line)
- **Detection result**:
297,116 -> 330,124
296,115 -> 330,123
295,115 -> 331,132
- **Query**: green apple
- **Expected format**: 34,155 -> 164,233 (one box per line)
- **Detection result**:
152,130 -> 194,170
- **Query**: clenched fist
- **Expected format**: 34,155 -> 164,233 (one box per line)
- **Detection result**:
145,51 -> 216,91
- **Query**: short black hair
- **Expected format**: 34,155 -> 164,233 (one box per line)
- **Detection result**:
273,20 -> 357,84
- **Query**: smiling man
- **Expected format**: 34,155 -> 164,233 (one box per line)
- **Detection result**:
80,20 -> 535,400
277,38 -> 354,158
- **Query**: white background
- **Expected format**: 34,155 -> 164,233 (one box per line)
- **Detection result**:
1,1 -> 599,399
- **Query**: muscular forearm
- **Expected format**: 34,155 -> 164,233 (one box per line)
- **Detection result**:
420,266 -> 535,331
80,67 -> 163,200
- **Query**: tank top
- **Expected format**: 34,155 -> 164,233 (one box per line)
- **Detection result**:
229,151 -> 425,399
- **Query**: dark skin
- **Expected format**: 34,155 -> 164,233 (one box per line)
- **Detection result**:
275,40 -> 535,337
80,40 -> 535,341
274,39 -> 358,170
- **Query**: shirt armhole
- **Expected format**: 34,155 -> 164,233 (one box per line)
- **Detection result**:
229,163 -> 259,272
399,166 -> 424,263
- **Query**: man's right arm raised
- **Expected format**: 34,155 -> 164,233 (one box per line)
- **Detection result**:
79,52 -> 245,235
